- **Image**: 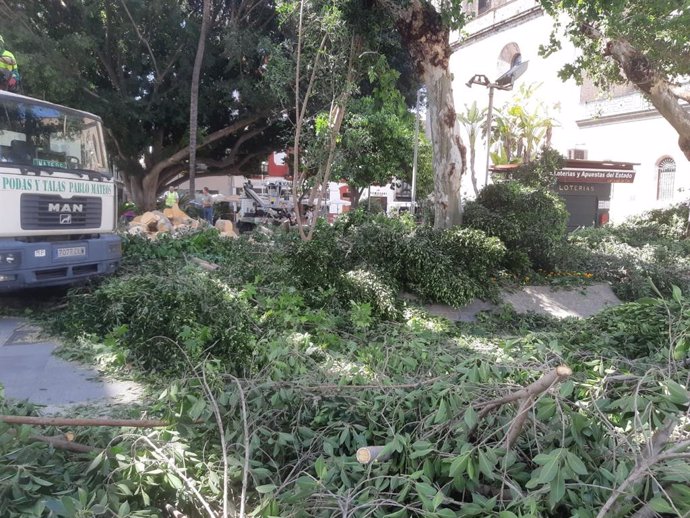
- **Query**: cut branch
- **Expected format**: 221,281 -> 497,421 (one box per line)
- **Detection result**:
6,428 -> 96,453
475,365 -> 573,421
0,415 -> 169,427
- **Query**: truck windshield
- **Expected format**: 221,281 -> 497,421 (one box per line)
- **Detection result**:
0,97 -> 108,174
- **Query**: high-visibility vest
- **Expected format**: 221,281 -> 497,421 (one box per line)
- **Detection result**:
165,191 -> 178,207
0,50 -> 17,72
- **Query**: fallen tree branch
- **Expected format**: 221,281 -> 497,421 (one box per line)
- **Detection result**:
504,396 -> 534,450
228,374 -> 251,518
595,420 -> 682,518
475,365 -> 573,421
189,256 -> 220,272
138,436 -> 217,518
356,446 -> 391,464
6,428 -> 96,453
0,416 -> 169,428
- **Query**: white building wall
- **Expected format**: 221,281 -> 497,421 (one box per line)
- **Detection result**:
450,0 -> 689,222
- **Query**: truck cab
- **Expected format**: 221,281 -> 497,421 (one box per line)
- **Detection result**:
0,91 -> 121,291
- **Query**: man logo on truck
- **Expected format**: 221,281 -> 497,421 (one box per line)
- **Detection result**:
59,214 -> 72,225
48,203 -> 84,213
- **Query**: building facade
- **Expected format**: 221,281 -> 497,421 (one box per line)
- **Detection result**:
450,0 -> 689,224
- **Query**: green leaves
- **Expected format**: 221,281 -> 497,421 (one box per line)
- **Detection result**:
565,452 -> 589,476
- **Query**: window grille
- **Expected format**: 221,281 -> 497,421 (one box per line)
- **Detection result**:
657,157 -> 676,201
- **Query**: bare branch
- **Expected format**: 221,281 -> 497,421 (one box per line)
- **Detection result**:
118,0 -> 160,78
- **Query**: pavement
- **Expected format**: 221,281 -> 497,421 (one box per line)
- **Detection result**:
423,282 -> 621,322
0,317 -> 143,414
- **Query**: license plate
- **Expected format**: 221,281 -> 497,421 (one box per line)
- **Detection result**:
56,246 -> 86,258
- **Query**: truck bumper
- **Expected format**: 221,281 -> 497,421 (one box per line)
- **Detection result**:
0,234 -> 121,292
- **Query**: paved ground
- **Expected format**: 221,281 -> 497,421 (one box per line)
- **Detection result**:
0,317 -> 143,414
424,282 -> 621,322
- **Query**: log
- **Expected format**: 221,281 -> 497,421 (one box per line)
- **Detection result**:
29,433 -> 97,453
5,428 -> 96,453
356,445 -> 391,464
0,415 -> 169,428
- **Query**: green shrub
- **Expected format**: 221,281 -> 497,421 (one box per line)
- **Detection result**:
622,203 -> 690,242
465,182 -> 568,270
287,214 -> 506,308
402,226 -> 504,306
342,268 -> 401,320
563,230 -> 690,301
436,226 -> 507,280
53,269 -> 255,374
567,300 -> 670,358
287,220 -> 346,292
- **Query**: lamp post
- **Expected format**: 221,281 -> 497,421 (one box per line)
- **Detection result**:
466,61 -> 528,186
261,160 -> 268,185
411,88 -> 423,216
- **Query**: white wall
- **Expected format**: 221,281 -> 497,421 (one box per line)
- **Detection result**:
450,1 -> 689,222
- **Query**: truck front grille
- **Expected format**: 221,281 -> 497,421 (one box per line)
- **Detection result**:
20,194 -> 102,230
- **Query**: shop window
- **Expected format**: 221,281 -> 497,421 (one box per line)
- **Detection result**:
656,157 -> 676,201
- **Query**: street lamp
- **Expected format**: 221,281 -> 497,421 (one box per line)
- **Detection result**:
466,60 -> 528,186
411,87 -> 424,216
260,160 -> 268,184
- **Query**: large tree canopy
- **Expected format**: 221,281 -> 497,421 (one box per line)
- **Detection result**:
539,0 -> 690,160
0,0 -> 288,208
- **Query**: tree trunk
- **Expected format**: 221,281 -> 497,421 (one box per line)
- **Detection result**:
469,142 -> 479,196
128,171 -> 161,211
426,66 -> 466,227
605,39 -> 690,160
377,0 -> 467,228
348,182 -> 362,210
189,0 -> 212,196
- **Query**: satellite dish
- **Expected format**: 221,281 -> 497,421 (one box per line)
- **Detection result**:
495,60 -> 529,87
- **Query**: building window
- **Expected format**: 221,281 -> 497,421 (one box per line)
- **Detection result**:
497,42 -> 521,76
478,0 -> 491,14
657,157 -> 676,201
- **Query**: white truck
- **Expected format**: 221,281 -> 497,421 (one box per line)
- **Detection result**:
0,91 -> 121,291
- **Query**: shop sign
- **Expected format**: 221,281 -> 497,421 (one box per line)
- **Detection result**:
557,184 -> 595,192
555,169 -> 635,183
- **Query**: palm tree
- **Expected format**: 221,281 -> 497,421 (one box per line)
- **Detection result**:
458,101 -> 487,196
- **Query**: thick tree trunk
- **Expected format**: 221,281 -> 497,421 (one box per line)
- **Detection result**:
377,0 -> 467,228
128,171 -> 161,211
425,65 -> 466,228
606,39 -> 690,160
